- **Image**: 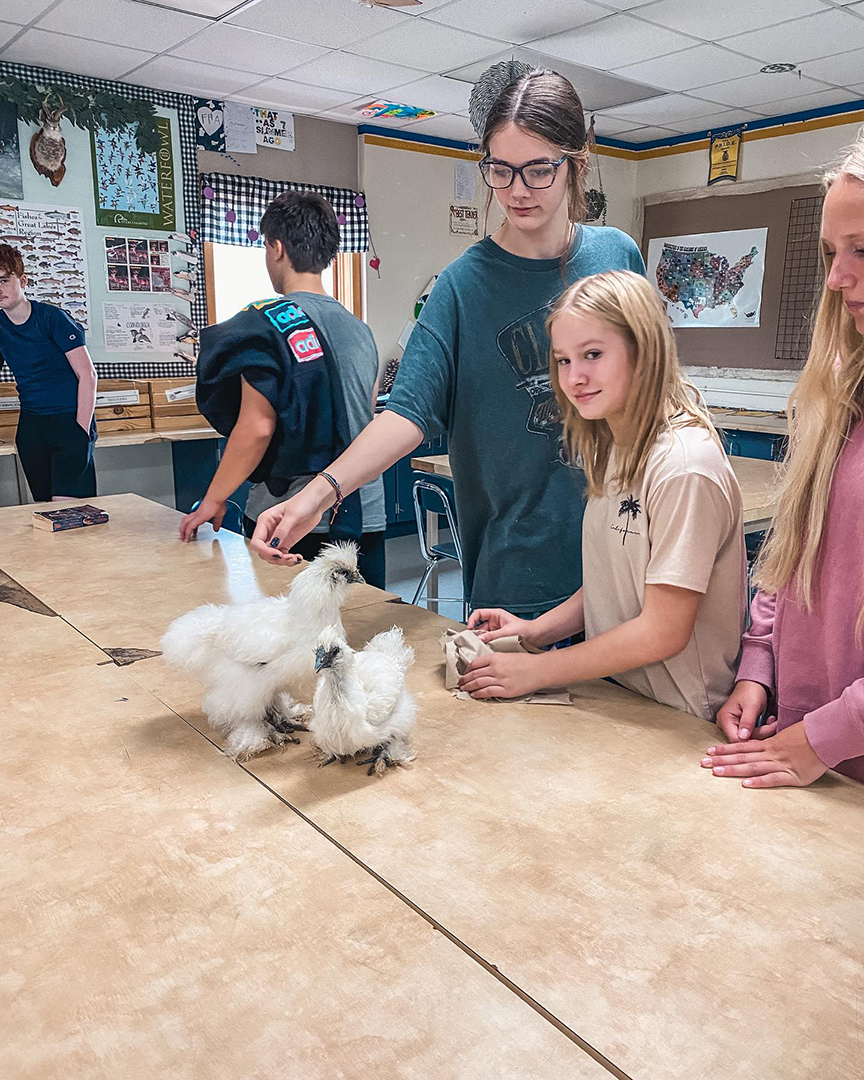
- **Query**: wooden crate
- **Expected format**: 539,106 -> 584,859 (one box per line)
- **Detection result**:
95,378 -> 152,434
149,378 -> 210,431
0,382 -> 20,440
0,379 -> 158,438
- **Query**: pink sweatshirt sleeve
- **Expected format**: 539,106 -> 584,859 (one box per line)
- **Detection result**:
736,589 -> 776,691
804,682 -> 864,767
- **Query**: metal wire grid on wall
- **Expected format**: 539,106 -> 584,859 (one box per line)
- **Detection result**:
775,195 -> 824,364
0,59 -> 201,381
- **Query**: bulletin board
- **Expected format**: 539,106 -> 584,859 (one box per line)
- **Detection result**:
0,60 -> 204,381
641,182 -> 823,371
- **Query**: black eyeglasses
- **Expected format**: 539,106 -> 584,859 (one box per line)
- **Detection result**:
478,155 -> 567,190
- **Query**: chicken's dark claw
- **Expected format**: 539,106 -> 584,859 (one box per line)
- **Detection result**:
318,754 -> 349,767
357,744 -> 395,775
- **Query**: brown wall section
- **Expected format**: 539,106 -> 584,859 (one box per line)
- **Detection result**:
198,115 -> 359,191
642,183 -> 821,370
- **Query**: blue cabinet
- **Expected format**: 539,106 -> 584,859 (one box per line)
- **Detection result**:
384,433 -> 447,537
721,429 -> 786,461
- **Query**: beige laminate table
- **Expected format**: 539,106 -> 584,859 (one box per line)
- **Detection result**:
412,452 -> 783,535
1,600 -> 601,1080
0,493 -> 396,658
2,495 -> 862,1080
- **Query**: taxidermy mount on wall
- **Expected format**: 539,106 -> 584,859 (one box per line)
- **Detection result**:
30,100 -> 67,187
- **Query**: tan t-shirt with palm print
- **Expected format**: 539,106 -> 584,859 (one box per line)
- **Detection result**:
581,424 -> 747,721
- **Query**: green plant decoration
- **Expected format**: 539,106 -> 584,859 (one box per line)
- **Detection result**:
0,76 -> 160,154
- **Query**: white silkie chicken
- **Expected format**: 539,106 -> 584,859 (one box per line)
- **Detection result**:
310,625 -> 417,775
160,543 -> 363,760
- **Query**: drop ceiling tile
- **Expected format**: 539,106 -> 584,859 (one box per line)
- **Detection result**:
0,19 -> 17,46
400,0 -> 457,8
232,79 -> 358,112
757,87 -> 862,118
800,46 -> 864,87
850,83 -> 864,97
591,114 -> 645,136
425,0 -> 606,45
384,74 -> 472,113
637,0 -> 825,40
227,0 -> 406,49
599,0 -> 667,8
620,125 -> 680,143
171,23 -> 326,76
283,52 -> 422,95
614,44 -> 758,92
139,0 -> 240,13
1,28 -> 153,78
317,99 -> 374,123
37,0 -> 206,51
603,92 -> 723,125
706,70 -> 830,107
399,113 -> 480,141
1,0 -> 57,23
348,18 -> 506,72
533,14 -> 697,71
721,8 -> 864,64
658,108 -> 764,134
125,55 -> 261,95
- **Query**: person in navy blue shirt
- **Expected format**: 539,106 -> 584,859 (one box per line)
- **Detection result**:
0,244 -> 98,502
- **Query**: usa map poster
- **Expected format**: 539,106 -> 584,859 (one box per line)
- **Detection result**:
647,228 -> 767,328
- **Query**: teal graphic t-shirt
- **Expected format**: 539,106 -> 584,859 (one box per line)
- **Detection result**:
387,225 -> 646,613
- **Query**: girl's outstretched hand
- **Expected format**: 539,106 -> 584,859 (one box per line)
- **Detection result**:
249,493 -> 323,565
468,607 -> 536,644
701,721 -> 828,788
715,680 -> 774,742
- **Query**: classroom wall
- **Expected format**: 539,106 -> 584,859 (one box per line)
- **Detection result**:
599,119 -> 864,383
197,115 -> 359,190
634,118 -> 863,199
586,152 -> 639,237
360,138 -> 502,365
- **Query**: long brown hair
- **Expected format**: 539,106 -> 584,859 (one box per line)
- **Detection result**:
481,70 -> 589,226
755,134 -> 864,624
548,271 -> 718,497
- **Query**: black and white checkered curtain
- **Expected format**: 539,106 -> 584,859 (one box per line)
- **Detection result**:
201,172 -> 369,252
0,60 -> 200,382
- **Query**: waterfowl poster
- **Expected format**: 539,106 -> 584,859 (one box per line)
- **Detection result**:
90,117 -> 176,232
0,202 -> 89,329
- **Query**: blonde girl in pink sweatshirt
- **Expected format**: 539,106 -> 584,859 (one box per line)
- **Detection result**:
705,134 -> 864,788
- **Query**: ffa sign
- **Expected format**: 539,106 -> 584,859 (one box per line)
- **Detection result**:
708,127 -> 743,185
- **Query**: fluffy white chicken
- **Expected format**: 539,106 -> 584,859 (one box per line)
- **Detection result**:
310,624 -> 416,775
160,543 -> 363,760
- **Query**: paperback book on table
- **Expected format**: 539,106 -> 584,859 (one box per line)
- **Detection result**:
32,504 -> 109,532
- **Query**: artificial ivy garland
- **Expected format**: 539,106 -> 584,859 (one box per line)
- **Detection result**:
0,76 -> 160,154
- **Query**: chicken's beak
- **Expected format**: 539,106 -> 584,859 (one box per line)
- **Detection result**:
349,570 -> 364,584
314,645 -> 338,671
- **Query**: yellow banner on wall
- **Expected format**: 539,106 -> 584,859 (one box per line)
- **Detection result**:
708,127 -> 743,185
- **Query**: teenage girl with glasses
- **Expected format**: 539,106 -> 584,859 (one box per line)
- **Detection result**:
251,70 -> 645,621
